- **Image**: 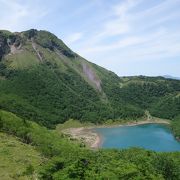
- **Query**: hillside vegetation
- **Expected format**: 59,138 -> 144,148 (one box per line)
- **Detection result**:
171,115 -> 180,140
0,132 -> 43,179
0,110 -> 180,179
0,29 -> 179,128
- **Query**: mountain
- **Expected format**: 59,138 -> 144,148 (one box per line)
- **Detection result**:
163,75 -> 180,80
0,29 -> 180,128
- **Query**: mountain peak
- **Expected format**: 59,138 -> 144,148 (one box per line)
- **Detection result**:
0,29 -> 76,60
0,29 -> 104,92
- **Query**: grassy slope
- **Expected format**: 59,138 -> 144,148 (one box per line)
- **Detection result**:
0,132 -> 43,180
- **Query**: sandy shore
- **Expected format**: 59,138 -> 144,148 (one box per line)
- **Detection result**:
115,119 -> 170,127
62,119 -> 170,149
63,127 -> 102,149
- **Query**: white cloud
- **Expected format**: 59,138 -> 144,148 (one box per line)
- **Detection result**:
80,28 -> 167,54
78,27 -> 180,72
100,19 -> 130,37
81,36 -> 143,54
94,0 -> 140,38
71,0 -> 180,69
72,0 -> 142,49
113,0 -> 142,17
101,0 -> 144,37
65,32 -> 83,45
0,0 -> 48,31
135,0 -> 180,18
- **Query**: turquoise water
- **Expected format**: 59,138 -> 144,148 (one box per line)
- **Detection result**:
94,124 -> 180,152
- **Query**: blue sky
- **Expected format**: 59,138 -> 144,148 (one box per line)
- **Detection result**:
0,0 -> 180,77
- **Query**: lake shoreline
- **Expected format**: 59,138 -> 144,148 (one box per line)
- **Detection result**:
62,119 -> 170,149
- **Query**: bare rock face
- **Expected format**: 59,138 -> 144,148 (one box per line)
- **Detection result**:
8,37 -> 23,55
82,63 -> 102,91
31,39 -> 44,62
0,31 -> 24,58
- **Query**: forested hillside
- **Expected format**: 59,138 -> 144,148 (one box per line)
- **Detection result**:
0,29 -> 180,128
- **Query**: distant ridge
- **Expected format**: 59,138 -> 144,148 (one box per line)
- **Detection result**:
163,75 -> 180,80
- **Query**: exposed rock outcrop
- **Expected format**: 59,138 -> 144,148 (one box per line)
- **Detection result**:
82,63 -> 102,91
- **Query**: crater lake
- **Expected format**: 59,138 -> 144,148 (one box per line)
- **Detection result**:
94,124 -> 180,152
